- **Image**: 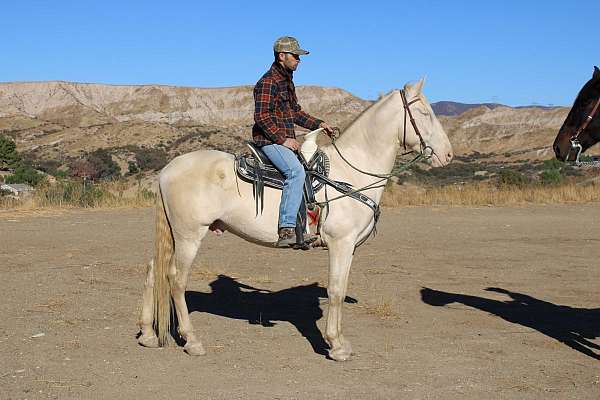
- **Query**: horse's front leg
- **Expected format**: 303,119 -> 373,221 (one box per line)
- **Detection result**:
325,238 -> 355,361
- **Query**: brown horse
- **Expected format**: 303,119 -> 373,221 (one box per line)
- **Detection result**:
553,66 -> 600,161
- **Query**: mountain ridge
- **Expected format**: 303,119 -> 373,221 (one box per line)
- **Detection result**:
0,81 -> 571,163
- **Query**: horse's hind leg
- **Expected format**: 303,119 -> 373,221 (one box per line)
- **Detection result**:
138,259 -> 159,347
170,229 -> 208,356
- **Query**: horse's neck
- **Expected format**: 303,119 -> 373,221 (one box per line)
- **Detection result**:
327,95 -> 402,180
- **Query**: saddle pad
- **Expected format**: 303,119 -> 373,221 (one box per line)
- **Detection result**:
235,149 -> 330,192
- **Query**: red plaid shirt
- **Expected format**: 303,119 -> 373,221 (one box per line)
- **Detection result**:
252,62 -> 322,146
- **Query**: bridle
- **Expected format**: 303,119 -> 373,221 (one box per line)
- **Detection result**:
315,89 -> 439,248
567,96 -> 600,162
400,89 -> 434,159
329,89 -> 435,180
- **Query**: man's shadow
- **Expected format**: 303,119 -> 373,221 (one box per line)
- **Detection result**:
421,287 -> 600,360
182,275 -> 357,356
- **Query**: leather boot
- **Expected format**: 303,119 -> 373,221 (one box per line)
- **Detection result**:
276,227 -> 296,248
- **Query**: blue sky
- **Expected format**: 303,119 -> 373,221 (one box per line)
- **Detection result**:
1,1 -> 598,106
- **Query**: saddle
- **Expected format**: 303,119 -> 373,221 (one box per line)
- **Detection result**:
235,141 -> 381,250
236,142 -> 330,213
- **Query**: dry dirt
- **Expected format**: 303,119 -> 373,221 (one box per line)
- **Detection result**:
1,205 -> 599,399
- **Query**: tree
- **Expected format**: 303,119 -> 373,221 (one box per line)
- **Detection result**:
0,135 -> 22,169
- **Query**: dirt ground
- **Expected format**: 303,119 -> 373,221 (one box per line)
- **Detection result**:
1,204 -> 599,399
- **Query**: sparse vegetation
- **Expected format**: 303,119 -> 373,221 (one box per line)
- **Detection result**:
4,164 -> 46,186
382,181 -> 600,207
498,169 -> 530,187
0,178 -> 155,209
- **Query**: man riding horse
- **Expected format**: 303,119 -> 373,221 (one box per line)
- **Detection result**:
252,36 -> 334,247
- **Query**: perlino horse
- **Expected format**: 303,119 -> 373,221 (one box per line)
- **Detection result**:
138,79 -> 453,361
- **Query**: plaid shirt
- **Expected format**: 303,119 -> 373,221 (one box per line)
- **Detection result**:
252,62 -> 322,147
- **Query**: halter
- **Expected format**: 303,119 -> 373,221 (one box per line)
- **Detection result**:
567,96 -> 600,162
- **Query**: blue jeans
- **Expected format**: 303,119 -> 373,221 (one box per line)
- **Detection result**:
260,144 -> 305,228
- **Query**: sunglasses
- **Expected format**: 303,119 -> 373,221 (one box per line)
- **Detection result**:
286,53 -> 300,60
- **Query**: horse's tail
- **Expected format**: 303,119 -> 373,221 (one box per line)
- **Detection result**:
153,184 -> 174,346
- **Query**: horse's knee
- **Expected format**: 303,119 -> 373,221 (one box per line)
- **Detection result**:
327,290 -> 344,307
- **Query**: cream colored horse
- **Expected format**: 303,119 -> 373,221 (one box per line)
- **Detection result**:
138,79 -> 453,361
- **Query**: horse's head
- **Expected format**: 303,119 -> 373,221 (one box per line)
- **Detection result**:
553,66 -> 600,161
400,79 -> 453,167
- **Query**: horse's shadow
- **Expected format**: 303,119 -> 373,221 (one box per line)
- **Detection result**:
181,274 -> 357,355
421,287 -> 600,360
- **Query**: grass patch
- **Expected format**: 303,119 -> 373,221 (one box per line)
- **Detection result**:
0,179 -> 155,210
382,181 -> 600,207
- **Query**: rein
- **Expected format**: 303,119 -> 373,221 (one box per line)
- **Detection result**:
312,89 -> 434,248
328,89 -> 432,181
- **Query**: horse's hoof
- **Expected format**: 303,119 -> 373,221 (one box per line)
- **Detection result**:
328,347 -> 352,361
138,334 -> 159,348
184,342 -> 206,356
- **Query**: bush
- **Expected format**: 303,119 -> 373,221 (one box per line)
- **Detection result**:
133,147 -> 167,171
4,164 -> 45,186
69,149 -> 121,179
540,168 -> 562,185
35,159 -> 62,176
498,169 -> 529,187
127,161 -> 139,175
542,158 -> 563,171
87,149 -> 121,179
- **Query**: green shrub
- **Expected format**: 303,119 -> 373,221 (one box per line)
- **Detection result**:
542,158 -> 563,171
127,161 -> 140,175
4,164 -> 45,186
540,169 -> 562,185
498,169 -> 529,187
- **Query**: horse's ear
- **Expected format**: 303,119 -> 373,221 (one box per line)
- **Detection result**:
594,66 -> 600,80
415,77 -> 426,93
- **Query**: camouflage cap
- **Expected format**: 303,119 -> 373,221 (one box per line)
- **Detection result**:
273,36 -> 309,55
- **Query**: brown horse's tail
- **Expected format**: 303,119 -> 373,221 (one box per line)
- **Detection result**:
153,185 -> 174,346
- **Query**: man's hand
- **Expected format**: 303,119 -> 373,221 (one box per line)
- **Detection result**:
319,122 -> 335,137
282,138 -> 300,151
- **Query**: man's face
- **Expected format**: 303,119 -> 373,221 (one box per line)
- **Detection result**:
279,52 -> 300,71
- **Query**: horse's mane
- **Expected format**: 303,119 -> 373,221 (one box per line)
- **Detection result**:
340,90 -> 396,136
574,73 -> 600,107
